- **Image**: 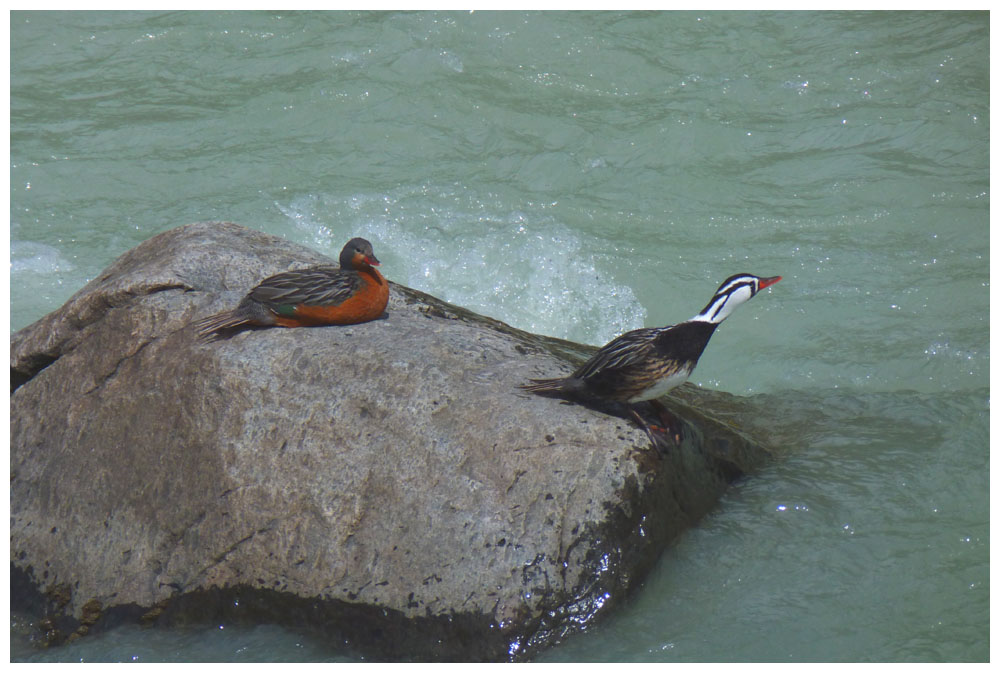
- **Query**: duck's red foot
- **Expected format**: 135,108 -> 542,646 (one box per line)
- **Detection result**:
647,399 -> 683,444
628,405 -> 682,453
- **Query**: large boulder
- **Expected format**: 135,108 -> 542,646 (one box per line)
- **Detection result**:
10,222 -> 774,661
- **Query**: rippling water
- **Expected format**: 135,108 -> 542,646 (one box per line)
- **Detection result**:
10,10 -> 988,662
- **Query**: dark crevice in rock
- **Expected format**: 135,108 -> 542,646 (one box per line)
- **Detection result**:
11,353 -> 58,394
83,338 -> 157,395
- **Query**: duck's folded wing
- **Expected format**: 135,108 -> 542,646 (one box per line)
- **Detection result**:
250,266 -> 363,308
574,327 -> 668,379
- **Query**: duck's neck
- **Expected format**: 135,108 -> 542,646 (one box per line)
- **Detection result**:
359,264 -> 386,286
691,292 -> 738,325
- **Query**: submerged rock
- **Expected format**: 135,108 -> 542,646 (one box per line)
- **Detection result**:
10,222 -> 774,661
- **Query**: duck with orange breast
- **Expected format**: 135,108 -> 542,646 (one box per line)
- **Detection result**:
197,237 -> 389,341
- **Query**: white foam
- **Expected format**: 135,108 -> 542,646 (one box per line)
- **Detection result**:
10,241 -> 75,275
10,240 -> 79,330
275,190 -> 646,345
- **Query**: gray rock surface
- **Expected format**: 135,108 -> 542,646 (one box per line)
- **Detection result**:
10,221 -> 775,660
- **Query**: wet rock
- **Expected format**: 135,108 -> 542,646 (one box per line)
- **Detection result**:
10,221 -> 774,661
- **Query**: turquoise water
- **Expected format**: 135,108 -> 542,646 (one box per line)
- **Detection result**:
10,11 -> 988,662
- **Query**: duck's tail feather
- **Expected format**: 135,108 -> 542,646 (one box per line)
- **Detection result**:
519,377 -> 569,395
195,311 -> 251,342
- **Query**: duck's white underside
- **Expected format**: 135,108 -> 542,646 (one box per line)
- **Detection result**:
627,365 -> 694,403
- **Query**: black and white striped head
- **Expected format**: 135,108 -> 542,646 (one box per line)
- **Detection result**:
692,273 -> 782,325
